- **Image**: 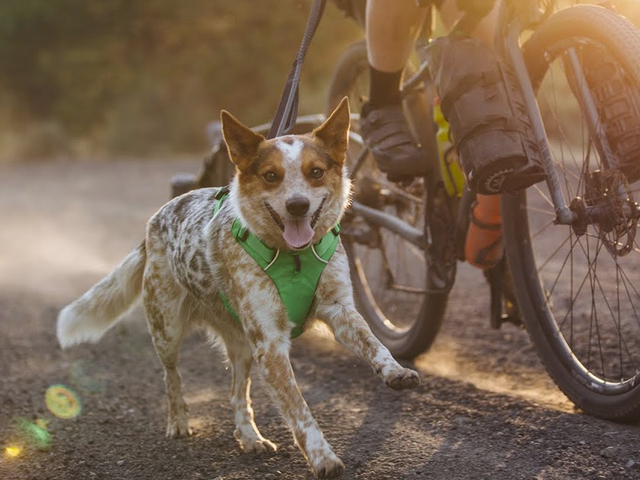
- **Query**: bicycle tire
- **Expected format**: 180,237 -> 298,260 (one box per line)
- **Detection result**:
327,40 -> 369,114
503,4 -> 640,421
327,40 -> 449,358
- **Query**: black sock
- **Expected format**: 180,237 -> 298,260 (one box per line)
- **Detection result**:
368,66 -> 403,108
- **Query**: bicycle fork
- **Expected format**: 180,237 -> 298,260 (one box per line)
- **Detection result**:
502,24 -> 575,226
503,21 -> 640,230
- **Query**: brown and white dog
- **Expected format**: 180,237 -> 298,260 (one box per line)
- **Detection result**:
56,98 -> 420,479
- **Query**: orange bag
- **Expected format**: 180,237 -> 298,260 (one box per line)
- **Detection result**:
465,194 -> 504,269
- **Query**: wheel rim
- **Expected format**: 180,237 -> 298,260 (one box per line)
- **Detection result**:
524,38 -> 640,393
328,49 -> 369,115
343,134 -> 428,335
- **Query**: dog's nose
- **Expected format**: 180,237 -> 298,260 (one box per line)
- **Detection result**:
286,196 -> 310,217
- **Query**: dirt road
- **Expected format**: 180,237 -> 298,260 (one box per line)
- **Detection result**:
1,159 -> 639,480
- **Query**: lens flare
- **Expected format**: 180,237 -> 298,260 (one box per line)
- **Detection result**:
5,446 -> 21,457
16,418 -> 52,450
45,384 -> 82,419
70,360 -> 106,395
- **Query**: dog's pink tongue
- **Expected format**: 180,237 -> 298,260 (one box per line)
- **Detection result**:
283,217 -> 314,249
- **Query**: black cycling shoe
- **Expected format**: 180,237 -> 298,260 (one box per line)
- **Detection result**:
359,102 -> 430,182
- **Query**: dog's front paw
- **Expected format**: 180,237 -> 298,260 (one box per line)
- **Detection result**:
166,418 -> 192,438
384,367 -> 420,391
241,438 -> 278,454
313,456 -> 345,479
234,429 -> 277,453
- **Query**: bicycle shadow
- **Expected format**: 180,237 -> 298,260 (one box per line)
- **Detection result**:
302,330 -> 640,480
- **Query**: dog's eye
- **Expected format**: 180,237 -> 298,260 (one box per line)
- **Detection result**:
262,171 -> 279,183
309,167 -> 324,180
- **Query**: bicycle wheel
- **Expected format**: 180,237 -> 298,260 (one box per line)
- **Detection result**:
327,40 -> 452,358
503,5 -> 640,421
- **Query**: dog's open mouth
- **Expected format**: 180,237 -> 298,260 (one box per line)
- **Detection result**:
265,198 -> 326,249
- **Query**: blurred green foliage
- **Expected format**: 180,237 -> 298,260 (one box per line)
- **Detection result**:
0,0 -> 361,157
0,0 -> 639,159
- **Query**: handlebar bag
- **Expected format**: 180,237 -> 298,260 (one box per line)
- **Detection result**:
429,36 -> 544,194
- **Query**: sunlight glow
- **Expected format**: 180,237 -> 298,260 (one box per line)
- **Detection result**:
17,417 -> 52,450
45,385 -> 82,419
70,360 -> 106,395
5,446 -> 21,457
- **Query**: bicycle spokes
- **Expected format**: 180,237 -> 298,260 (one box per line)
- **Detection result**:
522,38 -> 640,387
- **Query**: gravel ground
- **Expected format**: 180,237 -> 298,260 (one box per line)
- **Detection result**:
1,158 -> 639,480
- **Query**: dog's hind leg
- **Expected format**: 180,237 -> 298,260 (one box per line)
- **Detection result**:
143,265 -> 192,438
222,332 -> 277,453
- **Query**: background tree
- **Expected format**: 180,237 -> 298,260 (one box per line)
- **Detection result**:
0,0 -> 361,156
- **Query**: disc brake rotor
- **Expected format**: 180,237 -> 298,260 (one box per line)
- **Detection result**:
583,169 -> 638,257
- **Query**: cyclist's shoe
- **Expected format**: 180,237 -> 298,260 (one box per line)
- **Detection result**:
580,45 -> 640,184
359,102 -> 430,182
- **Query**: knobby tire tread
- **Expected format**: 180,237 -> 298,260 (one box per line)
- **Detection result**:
504,4 -> 640,422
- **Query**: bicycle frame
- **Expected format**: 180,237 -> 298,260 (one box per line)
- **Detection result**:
501,19 -> 575,224
333,0 -> 640,419
347,0 -> 626,250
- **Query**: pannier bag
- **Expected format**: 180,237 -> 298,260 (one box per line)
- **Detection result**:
428,36 -> 545,194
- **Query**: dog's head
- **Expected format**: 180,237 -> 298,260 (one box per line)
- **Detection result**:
221,98 -> 351,251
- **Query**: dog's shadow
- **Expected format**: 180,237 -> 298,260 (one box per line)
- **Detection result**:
288,334 -> 423,469
82,324 -> 425,478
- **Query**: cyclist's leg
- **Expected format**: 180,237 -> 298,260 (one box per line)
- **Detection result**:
366,0 -> 427,73
362,0 -> 503,184
361,0 -> 431,181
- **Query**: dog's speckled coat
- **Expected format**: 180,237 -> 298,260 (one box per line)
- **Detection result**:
56,98 -> 420,479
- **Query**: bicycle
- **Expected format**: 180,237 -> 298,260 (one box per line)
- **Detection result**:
172,0 -> 640,422
326,0 -> 640,422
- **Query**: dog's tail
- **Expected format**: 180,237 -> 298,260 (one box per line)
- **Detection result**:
57,242 -> 147,348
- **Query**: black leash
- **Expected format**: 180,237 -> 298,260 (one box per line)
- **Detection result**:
267,0 -> 328,139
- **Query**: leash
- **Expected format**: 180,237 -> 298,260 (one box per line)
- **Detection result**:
267,0 -> 328,139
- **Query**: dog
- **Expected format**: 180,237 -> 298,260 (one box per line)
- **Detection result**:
56,97 -> 420,479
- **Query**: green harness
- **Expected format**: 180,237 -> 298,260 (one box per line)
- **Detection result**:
212,188 -> 340,338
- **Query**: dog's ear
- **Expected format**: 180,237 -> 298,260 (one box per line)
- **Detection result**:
312,96 -> 350,164
221,110 -> 265,171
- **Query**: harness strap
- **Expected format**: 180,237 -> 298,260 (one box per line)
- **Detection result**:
219,290 -> 240,322
213,186 -> 230,216
231,220 -> 275,269
212,190 -> 339,338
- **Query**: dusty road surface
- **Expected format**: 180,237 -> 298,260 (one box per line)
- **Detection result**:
1,158 -> 639,480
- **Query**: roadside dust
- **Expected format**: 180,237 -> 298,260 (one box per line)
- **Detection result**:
1,159 -> 638,480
